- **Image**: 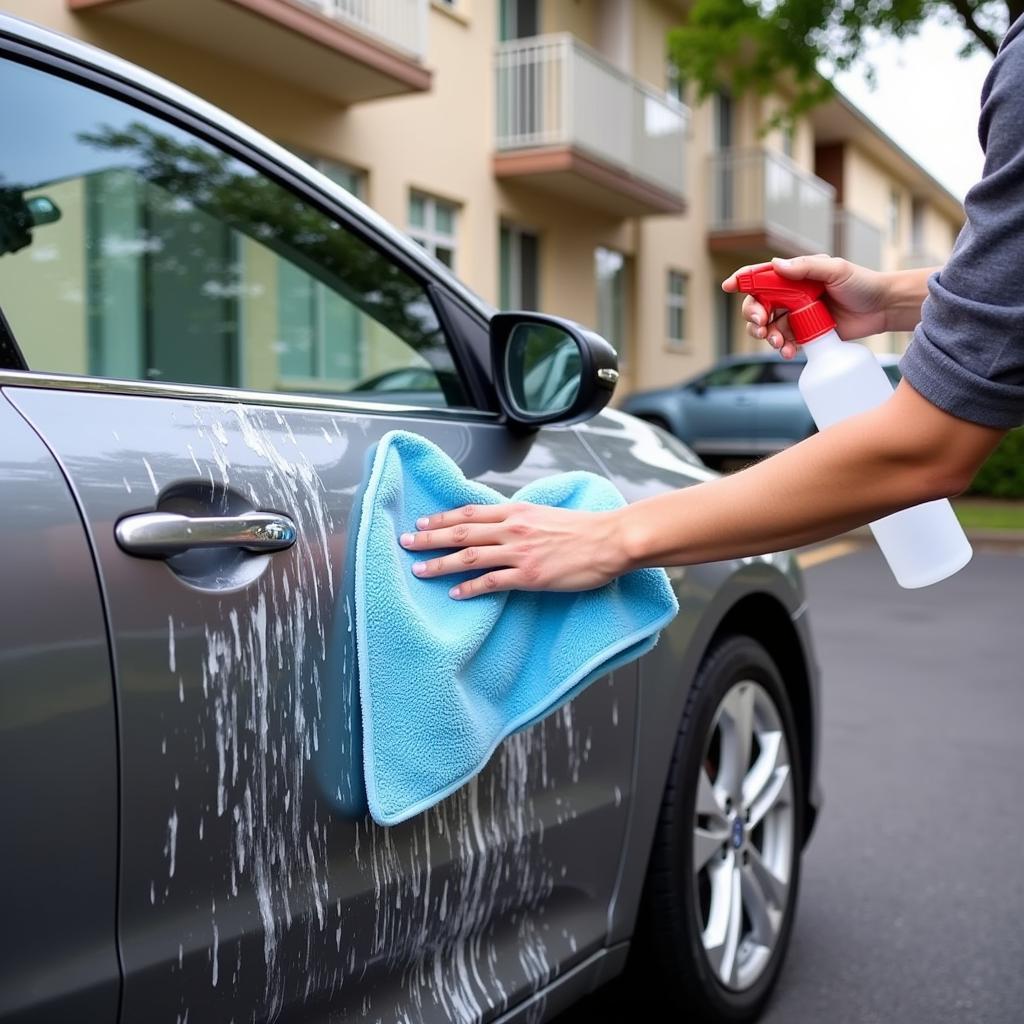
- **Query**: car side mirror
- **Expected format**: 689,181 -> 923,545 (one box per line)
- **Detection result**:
490,311 -> 618,429
691,380 -> 707,396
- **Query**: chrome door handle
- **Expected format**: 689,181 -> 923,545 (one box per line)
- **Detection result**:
115,511 -> 297,557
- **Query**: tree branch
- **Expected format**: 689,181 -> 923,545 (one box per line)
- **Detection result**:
948,0 -> 1000,55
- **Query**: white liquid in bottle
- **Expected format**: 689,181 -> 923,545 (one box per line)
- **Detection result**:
799,329 -> 972,588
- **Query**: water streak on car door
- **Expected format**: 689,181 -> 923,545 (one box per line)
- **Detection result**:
9,387 -> 635,1023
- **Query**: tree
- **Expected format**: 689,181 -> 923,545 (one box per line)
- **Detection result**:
669,0 -> 1015,118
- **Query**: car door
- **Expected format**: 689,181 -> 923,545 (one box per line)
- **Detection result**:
756,358 -> 813,449
0,46 -> 636,1024
682,361 -> 766,453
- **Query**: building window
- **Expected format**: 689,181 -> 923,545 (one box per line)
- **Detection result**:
499,0 -> 538,41
888,188 -> 902,242
666,57 -> 685,105
408,191 -> 458,269
667,269 -> 688,349
499,223 -> 539,310
595,246 -> 627,363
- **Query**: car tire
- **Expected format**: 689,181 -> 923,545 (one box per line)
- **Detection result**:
633,635 -> 804,1022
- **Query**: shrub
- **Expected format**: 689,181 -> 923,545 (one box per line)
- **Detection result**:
967,428 -> 1024,499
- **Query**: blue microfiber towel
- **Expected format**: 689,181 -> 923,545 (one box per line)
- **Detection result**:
353,429 -> 679,826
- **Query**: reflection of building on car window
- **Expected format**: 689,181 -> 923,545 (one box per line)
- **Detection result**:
0,58 -> 467,406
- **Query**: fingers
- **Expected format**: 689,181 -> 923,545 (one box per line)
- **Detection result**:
770,253 -> 851,285
410,543 -> 515,580
413,503 -> 508,531
449,569 -> 524,600
721,262 -> 762,293
400,521 -> 503,552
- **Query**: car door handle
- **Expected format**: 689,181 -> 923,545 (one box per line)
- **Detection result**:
115,511 -> 297,558
733,396 -> 754,406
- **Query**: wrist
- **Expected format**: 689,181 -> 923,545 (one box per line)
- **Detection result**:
882,267 -> 936,333
605,505 -> 649,575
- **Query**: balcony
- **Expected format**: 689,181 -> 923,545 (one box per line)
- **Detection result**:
708,148 -> 834,259
68,0 -> 431,104
493,35 -> 688,217
834,208 -> 883,270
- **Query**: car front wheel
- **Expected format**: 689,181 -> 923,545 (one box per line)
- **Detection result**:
636,635 -> 804,1022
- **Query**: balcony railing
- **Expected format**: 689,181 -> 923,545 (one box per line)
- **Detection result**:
295,0 -> 427,59
834,208 -> 883,270
709,148 -> 834,255
494,34 -> 688,204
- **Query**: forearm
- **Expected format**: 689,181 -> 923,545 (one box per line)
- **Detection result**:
883,267 -> 938,333
615,382 -> 1002,570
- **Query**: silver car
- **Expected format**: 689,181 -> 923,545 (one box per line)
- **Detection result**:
0,15 -> 821,1024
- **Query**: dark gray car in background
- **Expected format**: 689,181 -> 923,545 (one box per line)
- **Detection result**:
0,16 -> 820,1024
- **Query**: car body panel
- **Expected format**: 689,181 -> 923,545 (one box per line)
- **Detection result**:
0,395 -> 120,1024
8,382 -> 639,1024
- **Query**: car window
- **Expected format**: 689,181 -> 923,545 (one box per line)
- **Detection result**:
884,363 -> 902,386
0,58 -> 468,406
699,362 -> 765,387
763,361 -> 804,384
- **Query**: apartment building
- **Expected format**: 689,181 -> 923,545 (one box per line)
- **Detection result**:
5,0 -> 964,397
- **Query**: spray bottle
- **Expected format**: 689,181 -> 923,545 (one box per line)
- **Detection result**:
736,263 -> 972,589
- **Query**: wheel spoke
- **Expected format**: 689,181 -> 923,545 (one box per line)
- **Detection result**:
742,730 -> 788,813
697,765 -> 728,819
719,683 -> 755,807
741,839 -> 786,929
748,762 -> 792,829
694,824 -> 729,873
703,857 -> 743,987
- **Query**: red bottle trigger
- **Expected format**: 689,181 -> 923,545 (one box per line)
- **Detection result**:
734,263 -> 837,344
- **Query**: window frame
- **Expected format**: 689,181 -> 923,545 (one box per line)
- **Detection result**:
408,190 -> 459,271
499,221 -> 540,311
666,268 -> 688,351
0,39 -> 495,420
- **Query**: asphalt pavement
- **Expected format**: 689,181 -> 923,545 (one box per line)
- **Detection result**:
559,542 -> 1024,1024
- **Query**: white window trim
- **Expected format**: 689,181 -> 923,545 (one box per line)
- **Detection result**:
500,222 -> 539,310
409,191 -> 458,270
666,269 -> 689,351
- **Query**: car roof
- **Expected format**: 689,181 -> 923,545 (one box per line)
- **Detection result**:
0,12 -> 496,321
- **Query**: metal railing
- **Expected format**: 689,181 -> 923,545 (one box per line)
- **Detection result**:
709,148 -> 835,254
294,0 -> 427,60
494,34 -> 689,200
834,208 -> 883,270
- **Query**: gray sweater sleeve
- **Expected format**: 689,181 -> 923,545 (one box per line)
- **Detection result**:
899,17 -> 1024,429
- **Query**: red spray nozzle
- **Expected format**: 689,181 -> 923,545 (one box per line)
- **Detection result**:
734,263 -> 837,344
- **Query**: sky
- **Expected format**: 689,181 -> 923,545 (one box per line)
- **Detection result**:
832,19 -> 993,200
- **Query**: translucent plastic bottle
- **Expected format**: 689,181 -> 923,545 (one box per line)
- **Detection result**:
736,264 -> 972,589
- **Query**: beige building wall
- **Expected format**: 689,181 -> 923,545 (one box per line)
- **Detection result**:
4,0 -> 964,398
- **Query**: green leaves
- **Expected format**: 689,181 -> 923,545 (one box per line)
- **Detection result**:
668,0 -> 1006,122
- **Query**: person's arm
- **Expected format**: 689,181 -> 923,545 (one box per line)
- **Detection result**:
399,380 -> 1005,598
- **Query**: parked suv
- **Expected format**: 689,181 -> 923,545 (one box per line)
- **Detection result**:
622,351 -> 902,464
0,15 -> 820,1024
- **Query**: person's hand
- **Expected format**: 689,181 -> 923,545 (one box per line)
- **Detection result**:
398,502 -> 628,599
722,254 -> 892,359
